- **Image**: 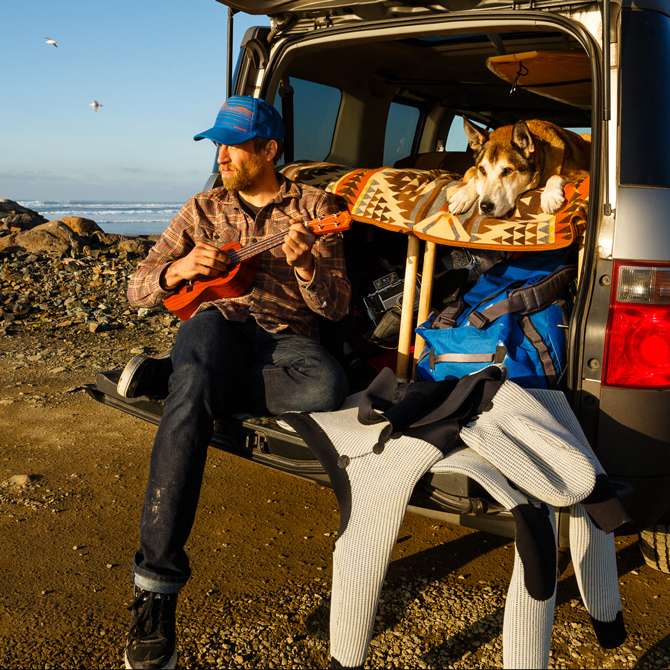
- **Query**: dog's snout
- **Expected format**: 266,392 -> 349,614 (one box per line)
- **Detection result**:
480,200 -> 495,214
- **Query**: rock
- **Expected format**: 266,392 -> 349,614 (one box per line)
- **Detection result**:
0,233 -> 18,253
119,238 -> 152,255
137,308 -> 152,318
33,221 -> 84,253
0,230 -> 69,255
88,322 -> 108,333
0,200 -> 48,226
91,231 -> 123,246
2,213 -> 46,232
8,474 -> 36,487
60,216 -> 103,237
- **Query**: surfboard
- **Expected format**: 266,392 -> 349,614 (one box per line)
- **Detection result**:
486,50 -> 591,108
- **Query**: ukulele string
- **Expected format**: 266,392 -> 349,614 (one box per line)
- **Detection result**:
227,214 -> 339,265
227,230 -> 287,265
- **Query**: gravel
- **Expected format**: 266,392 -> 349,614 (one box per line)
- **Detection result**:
0,248 -> 179,340
1,216 -> 670,669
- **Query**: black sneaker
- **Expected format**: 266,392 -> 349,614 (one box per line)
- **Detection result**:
117,352 -> 173,399
124,588 -> 178,669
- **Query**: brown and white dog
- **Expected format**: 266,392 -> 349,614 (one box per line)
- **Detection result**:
448,118 -> 591,218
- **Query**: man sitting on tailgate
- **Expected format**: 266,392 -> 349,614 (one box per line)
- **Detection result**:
118,95 -> 350,670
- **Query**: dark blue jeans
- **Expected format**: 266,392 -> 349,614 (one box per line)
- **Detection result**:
133,311 -> 348,593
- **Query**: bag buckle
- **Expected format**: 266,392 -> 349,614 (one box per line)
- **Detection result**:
469,310 -> 489,329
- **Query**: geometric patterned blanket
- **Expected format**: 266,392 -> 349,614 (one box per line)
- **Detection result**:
279,161 -> 589,251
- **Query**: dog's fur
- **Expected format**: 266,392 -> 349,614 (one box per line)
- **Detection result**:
448,118 -> 591,218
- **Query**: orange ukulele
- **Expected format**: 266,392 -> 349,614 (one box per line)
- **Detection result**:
164,210 -> 352,321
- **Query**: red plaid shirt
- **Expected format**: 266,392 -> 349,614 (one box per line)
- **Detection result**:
127,175 -> 351,341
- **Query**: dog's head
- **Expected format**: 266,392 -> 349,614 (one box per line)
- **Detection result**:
464,119 -> 540,218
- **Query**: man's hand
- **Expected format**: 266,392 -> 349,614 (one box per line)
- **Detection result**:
161,241 -> 230,290
283,220 -> 316,282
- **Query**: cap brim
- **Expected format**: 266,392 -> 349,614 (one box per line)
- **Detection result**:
193,127 -> 255,145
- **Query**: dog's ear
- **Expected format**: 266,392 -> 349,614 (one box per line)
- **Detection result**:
463,118 -> 489,154
512,120 -> 535,158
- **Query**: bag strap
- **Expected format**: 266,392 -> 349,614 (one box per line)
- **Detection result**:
468,265 -> 577,329
429,300 -> 465,329
426,345 -> 507,370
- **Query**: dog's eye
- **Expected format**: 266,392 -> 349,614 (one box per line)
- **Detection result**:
502,167 -> 514,177
478,166 -> 486,176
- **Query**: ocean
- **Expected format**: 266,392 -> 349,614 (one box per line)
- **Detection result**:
17,200 -> 182,236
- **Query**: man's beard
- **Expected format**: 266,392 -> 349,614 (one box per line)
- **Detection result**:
219,154 -> 265,192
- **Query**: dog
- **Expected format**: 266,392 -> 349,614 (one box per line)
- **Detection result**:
448,118 -> 591,218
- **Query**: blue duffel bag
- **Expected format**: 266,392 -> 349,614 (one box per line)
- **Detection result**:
415,248 -> 577,389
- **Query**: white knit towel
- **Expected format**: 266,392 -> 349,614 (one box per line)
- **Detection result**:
459,381 -> 597,506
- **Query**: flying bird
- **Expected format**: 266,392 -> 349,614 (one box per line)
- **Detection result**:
45,37 -> 58,47
89,100 -> 103,112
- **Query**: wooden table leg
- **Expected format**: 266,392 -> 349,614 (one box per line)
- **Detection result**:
413,240 -> 437,377
396,234 -> 421,383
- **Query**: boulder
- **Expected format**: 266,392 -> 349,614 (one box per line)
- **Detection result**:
1,229 -> 70,255
32,221 -> 84,253
2,212 -> 46,232
61,216 -> 103,237
0,200 -> 48,227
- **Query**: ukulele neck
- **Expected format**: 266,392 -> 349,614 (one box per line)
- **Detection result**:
227,229 -> 288,266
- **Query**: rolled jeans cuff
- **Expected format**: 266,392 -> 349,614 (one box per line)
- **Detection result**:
133,566 -> 186,594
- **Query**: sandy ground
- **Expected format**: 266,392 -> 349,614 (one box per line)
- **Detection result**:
0,328 -> 669,669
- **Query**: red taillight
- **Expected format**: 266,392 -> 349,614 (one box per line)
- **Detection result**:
603,262 -> 670,388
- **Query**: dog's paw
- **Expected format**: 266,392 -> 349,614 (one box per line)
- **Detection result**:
541,187 -> 566,214
448,182 -> 478,215
541,176 -> 568,214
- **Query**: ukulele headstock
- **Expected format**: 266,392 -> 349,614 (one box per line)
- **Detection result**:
307,210 -> 352,235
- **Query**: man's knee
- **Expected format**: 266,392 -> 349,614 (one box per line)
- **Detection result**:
266,355 -> 348,414
307,359 -> 349,411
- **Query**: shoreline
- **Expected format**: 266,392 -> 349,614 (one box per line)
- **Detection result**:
14,198 -> 180,237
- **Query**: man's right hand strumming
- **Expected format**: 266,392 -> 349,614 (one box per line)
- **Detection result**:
160,241 -> 230,290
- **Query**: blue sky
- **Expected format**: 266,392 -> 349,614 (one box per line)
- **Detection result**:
2,1 -> 267,202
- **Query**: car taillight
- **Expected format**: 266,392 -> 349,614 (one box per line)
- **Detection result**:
603,262 -> 670,388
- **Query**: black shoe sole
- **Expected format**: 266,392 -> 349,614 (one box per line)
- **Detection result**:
117,353 -> 172,399
124,646 -> 177,670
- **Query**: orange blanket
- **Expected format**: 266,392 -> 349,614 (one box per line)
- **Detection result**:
279,161 -> 589,251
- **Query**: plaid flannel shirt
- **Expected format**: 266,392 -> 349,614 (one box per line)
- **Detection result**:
127,175 -> 351,341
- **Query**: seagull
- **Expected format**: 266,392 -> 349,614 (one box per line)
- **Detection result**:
89,100 -> 103,112
45,37 -> 58,47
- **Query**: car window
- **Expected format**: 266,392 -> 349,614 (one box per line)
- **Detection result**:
620,9 -> 670,188
446,115 -> 469,151
275,78 -> 341,164
446,120 -> 591,152
383,102 -> 421,166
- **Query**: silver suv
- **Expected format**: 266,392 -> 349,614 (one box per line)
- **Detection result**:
88,0 -> 670,572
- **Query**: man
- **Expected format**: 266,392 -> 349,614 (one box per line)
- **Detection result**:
120,96 -> 350,670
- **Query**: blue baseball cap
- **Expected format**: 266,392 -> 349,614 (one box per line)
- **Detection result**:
194,96 -> 285,145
